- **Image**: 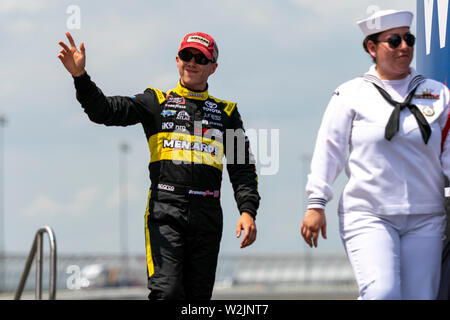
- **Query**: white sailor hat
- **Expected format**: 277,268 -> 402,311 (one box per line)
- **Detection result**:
357,9 -> 413,37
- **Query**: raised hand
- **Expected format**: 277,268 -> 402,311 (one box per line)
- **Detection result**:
57,32 -> 86,77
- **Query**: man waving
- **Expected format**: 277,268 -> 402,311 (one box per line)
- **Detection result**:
58,31 -> 260,300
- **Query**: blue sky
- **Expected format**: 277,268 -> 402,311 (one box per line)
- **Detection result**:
0,0 -> 416,256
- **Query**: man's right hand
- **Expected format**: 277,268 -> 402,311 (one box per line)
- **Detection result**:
58,32 -> 86,77
300,208 -> 327,248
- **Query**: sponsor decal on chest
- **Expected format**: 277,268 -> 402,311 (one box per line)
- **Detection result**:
163,139 -> 219,156
175,123 -> 191,132
203,101 -> 221,114
162,122 -> 174,130
204,113 -> 222,121
161,110 -> 177,117
199,119 -> 224,131
165,95 -> 186,109
176,111 -> 191,121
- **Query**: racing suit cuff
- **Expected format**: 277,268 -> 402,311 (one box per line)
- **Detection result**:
307,197 -> 327,210
239,207 -> 257,220
72,70 -> 88,79
73,71 -> 98,102
73,71 -> 91,91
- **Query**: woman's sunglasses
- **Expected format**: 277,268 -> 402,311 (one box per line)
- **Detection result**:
378,33 -> 416,49
178,49 -> 214,65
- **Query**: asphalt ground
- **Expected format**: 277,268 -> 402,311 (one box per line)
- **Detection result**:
0,283 -> 358,300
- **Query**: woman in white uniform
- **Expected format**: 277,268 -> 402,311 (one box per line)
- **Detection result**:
300,9 -> 450,300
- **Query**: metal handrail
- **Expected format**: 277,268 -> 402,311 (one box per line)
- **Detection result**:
14,226 -> 57,300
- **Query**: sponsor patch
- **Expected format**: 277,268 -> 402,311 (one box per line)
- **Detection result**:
188,189 -> 220,198
161,110 -> 177,117
166,95 -> 185,104
176,111 -> 190,121
175,125 -> 187,131
203,106 -> 221,114
204,113 -> 222,121
163,139 -> 219,156
162,122 -> 174,130
158,183 -> 175,192
222,102 -> 236,116
165,95 -> 186,109
187,91 -> 205,98
175,123 -> 191,131
205,101 -> 217,109
208,121 -> 223,127
187,35 -> 210,47
165,104 -> 186,109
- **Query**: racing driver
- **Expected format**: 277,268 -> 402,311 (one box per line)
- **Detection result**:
57,31 -> 260,299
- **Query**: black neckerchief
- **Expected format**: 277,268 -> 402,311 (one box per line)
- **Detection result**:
372,84 -> 431,144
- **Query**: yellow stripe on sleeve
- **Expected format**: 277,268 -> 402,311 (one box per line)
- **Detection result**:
210,96 -> 237,116
146,87 -> 166,104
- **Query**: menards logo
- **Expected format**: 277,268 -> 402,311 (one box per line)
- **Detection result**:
163,139 -> 219,156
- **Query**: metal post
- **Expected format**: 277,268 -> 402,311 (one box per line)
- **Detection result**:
0,115 -> 6,292
35,233 -> 43,299
15,226 -> 57,300
119,142 -> 130,284
48,227 -> 57,300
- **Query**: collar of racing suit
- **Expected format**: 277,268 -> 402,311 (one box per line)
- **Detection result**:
172,81 -> 209,101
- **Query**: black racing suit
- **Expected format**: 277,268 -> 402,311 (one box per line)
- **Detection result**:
73,72 -> 260,299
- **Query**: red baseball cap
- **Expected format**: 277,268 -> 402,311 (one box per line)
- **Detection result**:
178,32 -> 219,62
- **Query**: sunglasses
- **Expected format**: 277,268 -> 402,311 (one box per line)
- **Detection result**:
178,49 -> 213,65
378,33 -> 416,48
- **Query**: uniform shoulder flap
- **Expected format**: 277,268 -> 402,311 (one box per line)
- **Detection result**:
209,96 -> 237,117
145,87 -> 166,104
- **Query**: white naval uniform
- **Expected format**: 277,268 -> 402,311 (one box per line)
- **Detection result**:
306,66 -> 450,299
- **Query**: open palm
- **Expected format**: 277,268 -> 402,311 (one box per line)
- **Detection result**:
58,32 -> 86,77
